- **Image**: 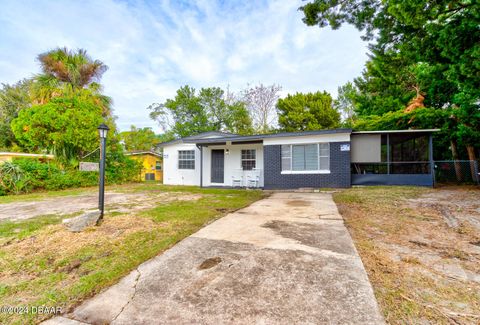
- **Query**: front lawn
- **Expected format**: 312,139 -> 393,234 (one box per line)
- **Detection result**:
0,184 -> 264,324
334,186 -> 480,325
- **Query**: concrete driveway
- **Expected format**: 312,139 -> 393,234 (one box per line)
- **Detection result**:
44,192 -> 384,325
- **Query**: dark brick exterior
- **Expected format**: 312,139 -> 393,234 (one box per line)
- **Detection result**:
263,142 -> 351,189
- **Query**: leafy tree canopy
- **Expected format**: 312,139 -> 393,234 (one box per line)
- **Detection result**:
277,91 -> 340,132
11,97 -> 113,165
301,0 -> 480,159
120,125 -> 159,151
0,79 -> 32,149
149,85 -> 253,138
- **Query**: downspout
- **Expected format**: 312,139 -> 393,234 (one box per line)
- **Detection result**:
196,144 -> 203,187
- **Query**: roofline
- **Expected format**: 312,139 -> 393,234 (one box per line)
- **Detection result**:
156,131 -> 239,148
352,129 -> 441,134
185,128 -> 353,144
125,151 -> 162,157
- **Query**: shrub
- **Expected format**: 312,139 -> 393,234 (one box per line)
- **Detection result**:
0,161 -> 31,194
0,153 -> 142,196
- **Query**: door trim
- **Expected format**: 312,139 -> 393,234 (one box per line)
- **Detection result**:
210,149 -> 225,184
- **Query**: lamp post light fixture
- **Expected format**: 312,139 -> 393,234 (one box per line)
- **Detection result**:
97,123 -> 109,223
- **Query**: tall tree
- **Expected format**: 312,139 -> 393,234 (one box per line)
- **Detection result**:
241,83 -> 282,133
334,82 -> 358,127
120,126 -> 158,151
0,80 -> 32,149
149,86 -> 253,138
300,0 -> 480,160
277,91 -> 340,132
32,47 -> 112,116
11,97 -> 108,164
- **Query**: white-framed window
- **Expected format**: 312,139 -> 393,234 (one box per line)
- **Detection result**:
241,149 -> 256,170
178,150 -> 195,169
281,143 -> 330,172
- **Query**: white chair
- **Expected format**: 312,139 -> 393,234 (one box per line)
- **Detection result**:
246,168 -> 261,188
231,173 -> 243,187
246,175 -> 260,188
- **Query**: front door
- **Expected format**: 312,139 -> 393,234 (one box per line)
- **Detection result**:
211,149 -> 224,183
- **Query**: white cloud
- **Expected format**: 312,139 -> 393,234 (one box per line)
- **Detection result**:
0,0 -> 369,132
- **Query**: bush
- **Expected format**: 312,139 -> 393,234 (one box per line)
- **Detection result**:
0,154 -> 142,196
0,162 -> 31,194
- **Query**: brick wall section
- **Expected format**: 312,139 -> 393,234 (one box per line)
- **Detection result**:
263,142 -> 351,189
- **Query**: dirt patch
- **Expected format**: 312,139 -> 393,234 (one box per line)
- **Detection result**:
334,186 -> 480,324
286,200 -> 311,207
0,192 -> 203,222
198,257 -> 222,270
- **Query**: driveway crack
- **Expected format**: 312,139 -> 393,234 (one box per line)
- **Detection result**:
111,268 -> 141,323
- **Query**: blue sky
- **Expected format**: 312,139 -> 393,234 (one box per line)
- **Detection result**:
0,0 -> 369,132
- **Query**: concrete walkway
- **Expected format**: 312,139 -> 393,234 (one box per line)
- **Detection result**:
43,192 -> 384,325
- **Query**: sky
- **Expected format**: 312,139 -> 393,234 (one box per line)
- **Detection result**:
0,0 -> 369,132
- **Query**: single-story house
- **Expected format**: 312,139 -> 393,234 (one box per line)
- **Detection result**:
157,129 -> 439,189
125,150 -> 163,182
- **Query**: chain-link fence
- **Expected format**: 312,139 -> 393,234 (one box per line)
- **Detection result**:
434,160 -> 480,185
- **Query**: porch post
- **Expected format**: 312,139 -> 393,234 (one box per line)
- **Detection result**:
197,144 -> 203,188
429,134 -> 434,187
386,133 -> 390,174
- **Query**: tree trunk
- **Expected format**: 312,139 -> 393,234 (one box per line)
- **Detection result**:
451,140 -> 462,182
466,145 -> 478,183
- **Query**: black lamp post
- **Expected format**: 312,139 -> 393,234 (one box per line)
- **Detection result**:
97,123 -> 109,222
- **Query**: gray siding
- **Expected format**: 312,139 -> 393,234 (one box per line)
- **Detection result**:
263,142 -> 351,189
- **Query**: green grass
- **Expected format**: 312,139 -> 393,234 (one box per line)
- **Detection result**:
0,185 -> 265,325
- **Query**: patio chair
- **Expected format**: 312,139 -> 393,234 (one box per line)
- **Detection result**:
231,175 -> 243,187
246,175 -> 260,188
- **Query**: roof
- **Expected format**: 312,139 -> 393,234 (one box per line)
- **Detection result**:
156,131 -> 238,148
184,128 -> 353,144
352,129 -> 440,134
125,150 -> 162,158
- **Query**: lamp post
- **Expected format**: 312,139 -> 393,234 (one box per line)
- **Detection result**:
97,123 -> 109,222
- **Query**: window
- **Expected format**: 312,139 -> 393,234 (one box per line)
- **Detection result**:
155,161 -> 162,170
178,150 -> 195,169
241,149 -> 256,170
281,143 -> 330,172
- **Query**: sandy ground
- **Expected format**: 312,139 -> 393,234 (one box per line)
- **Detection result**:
403,188 -> 480,283
43,192 -> 384,325
0,192 -> 202,222
335,186 -> 480,324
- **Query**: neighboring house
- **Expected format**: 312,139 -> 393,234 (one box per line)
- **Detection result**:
0,152 -> 54,163
157,129 -> 439,189
125,151 -> 163,182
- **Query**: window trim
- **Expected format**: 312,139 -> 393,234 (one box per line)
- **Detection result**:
281,143 -> 330,174
241,149 -> 256,171
178,150 -> 195,170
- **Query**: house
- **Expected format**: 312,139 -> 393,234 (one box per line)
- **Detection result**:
125,151 -> 163,182
0,152 -> 54,163
157,129 -> 439,189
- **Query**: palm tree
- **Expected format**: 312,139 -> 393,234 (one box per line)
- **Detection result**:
37,47 -> 107,89
31,47 -> 112,116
